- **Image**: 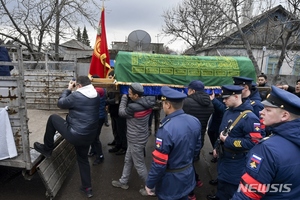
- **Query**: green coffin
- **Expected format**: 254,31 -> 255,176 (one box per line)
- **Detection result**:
115,51 -> 256,87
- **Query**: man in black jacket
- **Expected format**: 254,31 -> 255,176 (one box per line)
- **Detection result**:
34,76 -> 100,198
183,80 -> 214,200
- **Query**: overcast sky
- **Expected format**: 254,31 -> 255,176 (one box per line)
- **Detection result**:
87,0 -> 186,52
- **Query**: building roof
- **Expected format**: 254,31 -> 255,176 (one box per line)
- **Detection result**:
60,39 -> 93,50
196,5 -> 298,53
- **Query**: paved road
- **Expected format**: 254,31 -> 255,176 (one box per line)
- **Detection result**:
0,109 -> 218,200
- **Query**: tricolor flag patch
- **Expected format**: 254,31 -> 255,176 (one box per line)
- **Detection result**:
254,123 -> 261,131
247,154 -> 263,173
156,138 -> 162,149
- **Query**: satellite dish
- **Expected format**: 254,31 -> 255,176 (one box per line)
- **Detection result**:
128,30 -> 151,51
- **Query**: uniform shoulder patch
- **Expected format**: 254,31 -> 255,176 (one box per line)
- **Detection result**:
233,140 -> 242,147
156,137 -> 162,149
251,100 -> 256,105
253,123 -> 261,131
247,153 -> 263,173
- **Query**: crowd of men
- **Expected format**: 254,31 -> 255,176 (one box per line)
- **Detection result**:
31,72 -> 300,200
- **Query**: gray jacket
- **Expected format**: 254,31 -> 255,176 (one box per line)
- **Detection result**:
119,95 -> 155,145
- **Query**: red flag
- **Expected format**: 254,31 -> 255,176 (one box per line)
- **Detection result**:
89,7 -> 110,78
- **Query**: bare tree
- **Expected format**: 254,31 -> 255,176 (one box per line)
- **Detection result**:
0,0 -> 100,65
162,0 -> 231,52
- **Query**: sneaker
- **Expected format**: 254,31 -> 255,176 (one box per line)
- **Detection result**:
108,147 -> 120,153
105,122 -> 110,127
139,188 -> 156,197
188,194 -> 196,200
34,142 -> 52,158
80,187 -> 93,198
112,180 -> 129,190
115,149 -> 126,155
196,180 -> 204,188
93,155 -> 104,165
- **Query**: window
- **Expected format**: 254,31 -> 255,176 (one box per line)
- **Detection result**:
266,56 -> 278,75
293,55 -> 300,76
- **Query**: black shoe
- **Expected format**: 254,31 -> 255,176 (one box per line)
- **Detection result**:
105,122 -> 109,127
209,151 -> 213,155
115,149 -> 126,155
206,194 -> 219,200
109,147 -> 120,153
209,179 -> 218,185
211,157 -> 218,163
80,187 -> 93,198
107,141 -> 116,146
34,142 -> 52,158
88,152 -> 96,157
93,156 -> 104,165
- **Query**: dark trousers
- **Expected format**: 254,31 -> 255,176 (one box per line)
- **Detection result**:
90,118 -> 105,156
208,129 -> 219,148
43,114 -> 96,188
115,116 -> 127,149
110,116 -> 117,140
216,180 -> 238,200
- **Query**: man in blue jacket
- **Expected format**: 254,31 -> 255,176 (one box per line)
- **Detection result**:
232,86 -> 300,200
144,86 -> 201,200
34,76 -> 100,198
207,85 -> 263,200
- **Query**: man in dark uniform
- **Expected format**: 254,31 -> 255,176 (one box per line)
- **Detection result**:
144,86 -> 201,200
233,76 -> 264,118
232,86 -> 300,200
211,77 -> 264,118
207,85 -> 263,200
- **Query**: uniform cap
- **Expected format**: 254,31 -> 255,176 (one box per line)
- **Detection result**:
187,80 -> 205,91
233,76 -> 253,85
262,86 -> 300,115
129,82 -> 144,95
161,86 -> 187,102
221,85 -> 243,98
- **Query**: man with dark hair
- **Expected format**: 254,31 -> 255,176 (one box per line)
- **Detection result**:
232,86 -> 300,199
34,76 -> 100,198
144,86 -> 201,200
257,74 -> 269,100
112,82 -> 155,194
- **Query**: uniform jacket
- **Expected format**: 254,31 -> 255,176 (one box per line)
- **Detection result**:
183,91 -> 214,137
146,110 -> 201,200
247,88 -> 264,117
217,100 -> 262,185
232,118 -> 300,200
57,84 -> 100,138
0,47 -> 13,76
118,95 -> 155,145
